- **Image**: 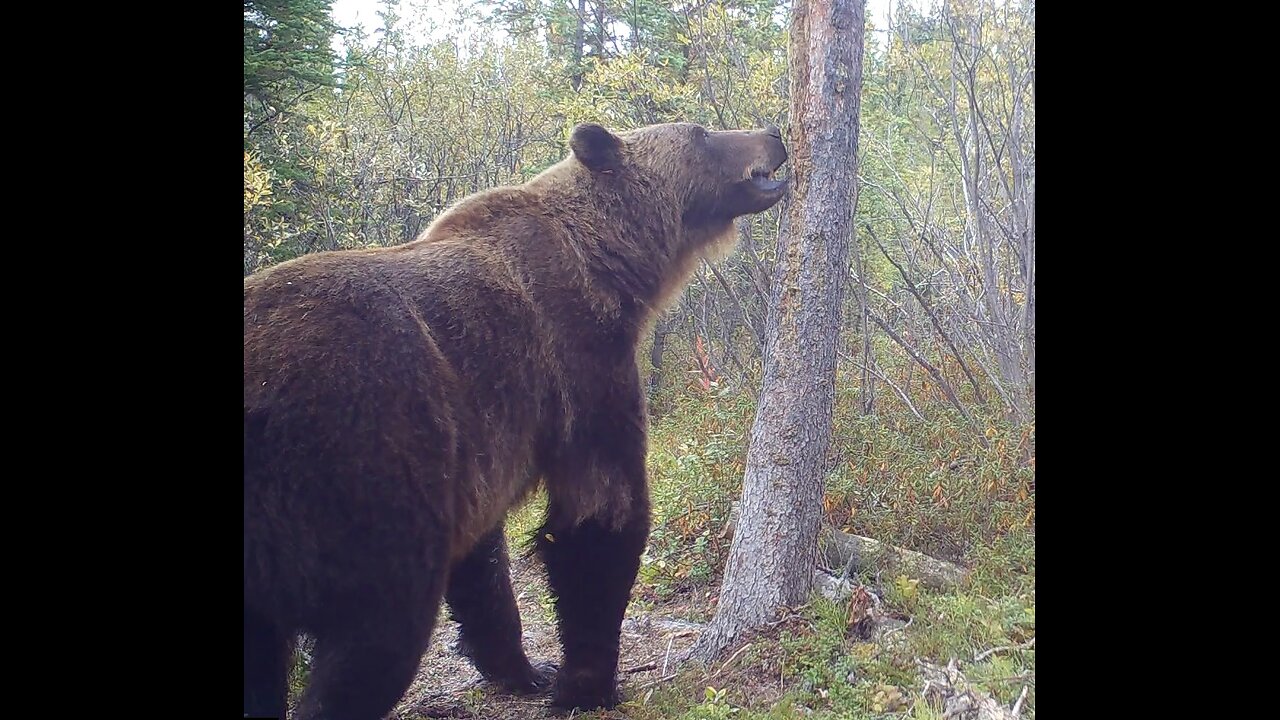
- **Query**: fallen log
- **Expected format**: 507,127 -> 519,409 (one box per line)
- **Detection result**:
819,527 -> 968,591
719,502 -> 968,591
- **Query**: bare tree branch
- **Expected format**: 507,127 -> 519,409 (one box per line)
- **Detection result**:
868,311 -> 982,435
865,223 -> 987,405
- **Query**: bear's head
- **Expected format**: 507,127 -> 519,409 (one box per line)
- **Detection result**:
570,121 -> 789,228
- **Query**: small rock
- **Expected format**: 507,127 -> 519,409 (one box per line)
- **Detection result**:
813,570 -> 854,601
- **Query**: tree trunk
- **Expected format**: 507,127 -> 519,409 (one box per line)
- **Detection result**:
571,0 -> 586,91
646,313 -> 671,397
947,9 -> 1026,422
690,0 -> 866,662
853,226 -> 875,415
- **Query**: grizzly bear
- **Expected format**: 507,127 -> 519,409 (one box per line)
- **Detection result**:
244,121 -> 788,719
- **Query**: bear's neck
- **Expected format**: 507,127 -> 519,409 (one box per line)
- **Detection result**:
543,173 -> 736,333
593,216 -> 735,338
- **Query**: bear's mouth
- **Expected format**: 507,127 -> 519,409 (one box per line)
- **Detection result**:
749,166 -> 787,193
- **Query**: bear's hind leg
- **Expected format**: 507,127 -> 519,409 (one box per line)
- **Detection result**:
446,524 -> 555,694
294,587 -> 443,720
244,607 -> 291,719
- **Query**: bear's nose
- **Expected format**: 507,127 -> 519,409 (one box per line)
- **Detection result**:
765,125 -> 782,139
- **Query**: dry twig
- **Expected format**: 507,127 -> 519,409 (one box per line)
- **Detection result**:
705,642 -> 754,681
974,637 -> 1035,663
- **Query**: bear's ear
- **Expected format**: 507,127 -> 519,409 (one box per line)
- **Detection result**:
570,123 -> 622,174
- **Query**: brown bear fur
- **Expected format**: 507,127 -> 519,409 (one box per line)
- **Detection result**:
243,121 -> 788,719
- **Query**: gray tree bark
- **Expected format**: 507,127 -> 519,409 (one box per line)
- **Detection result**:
853,225 -> 875,415
646,313 -> 672,397
571,0 -> 587,91
690,0 -> 866,662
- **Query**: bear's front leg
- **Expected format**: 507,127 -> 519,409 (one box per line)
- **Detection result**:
537,402 -> 651,712
537,511 -> 649,711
